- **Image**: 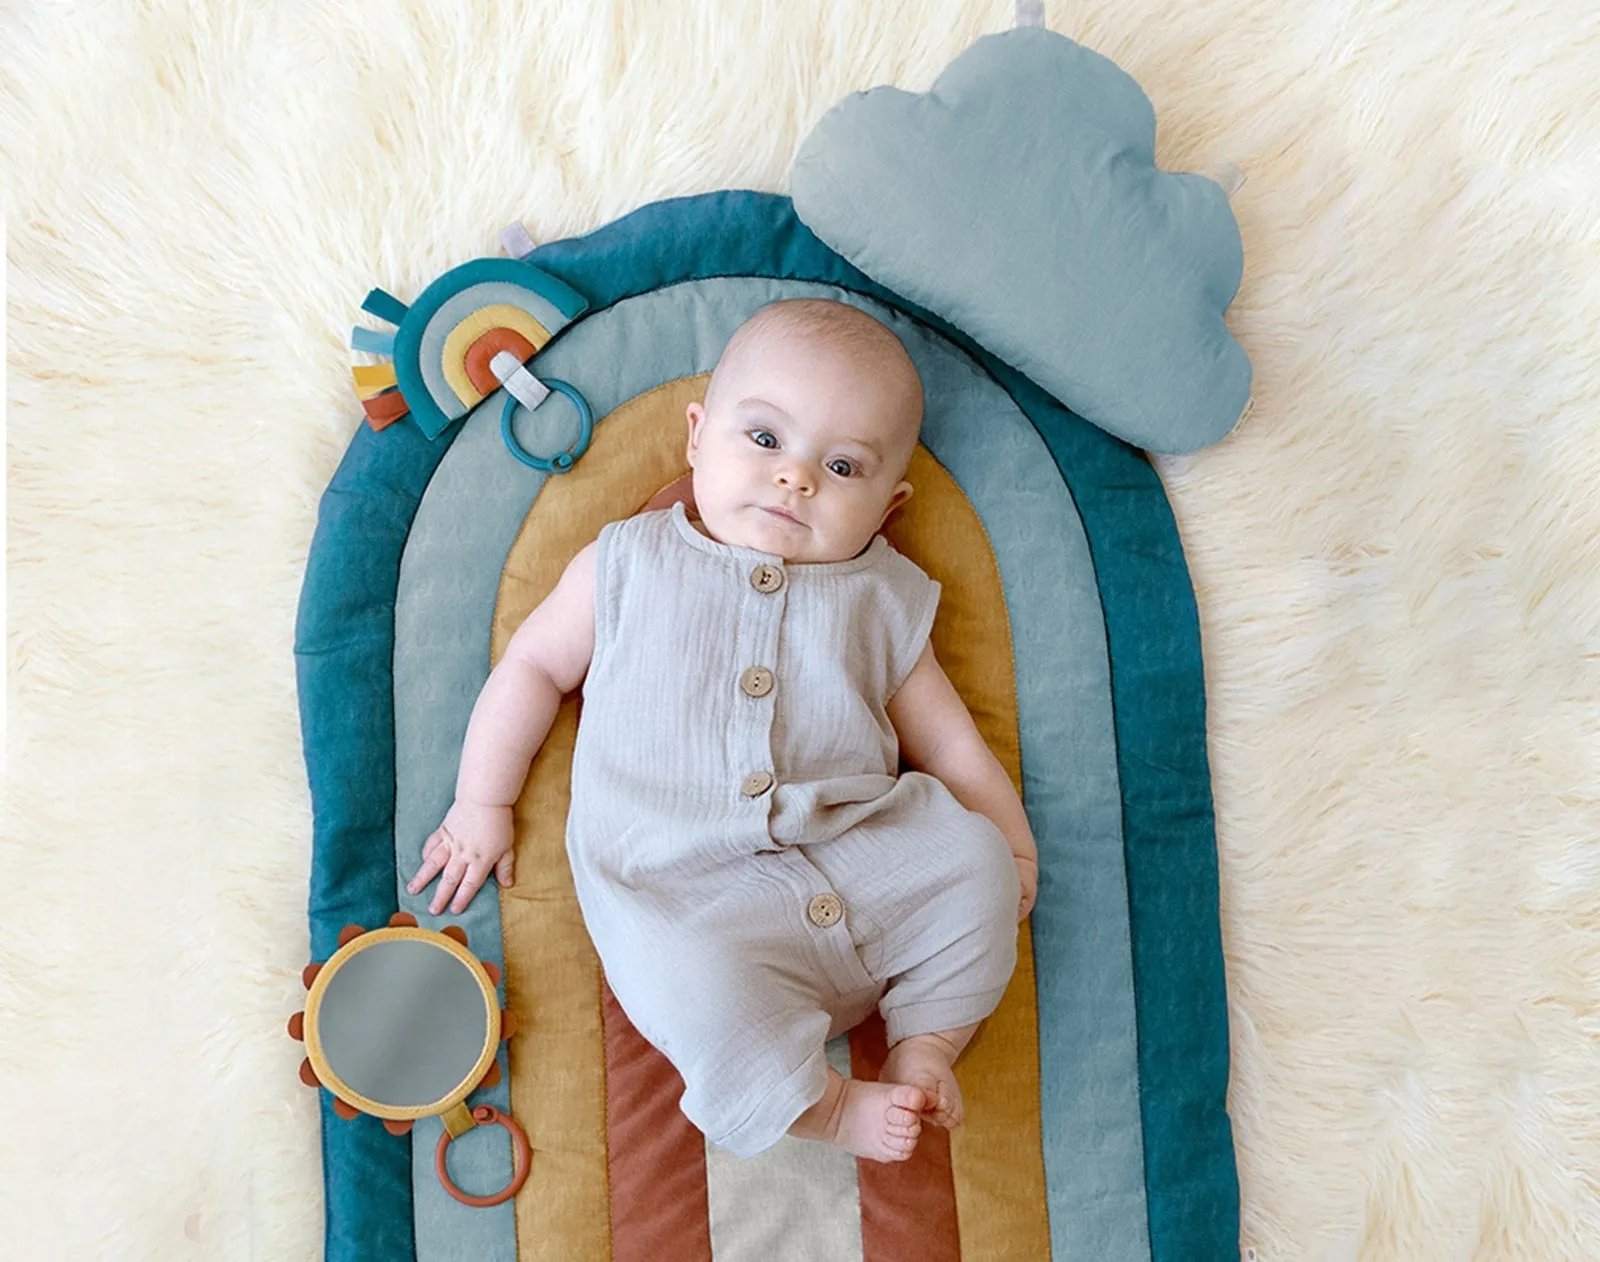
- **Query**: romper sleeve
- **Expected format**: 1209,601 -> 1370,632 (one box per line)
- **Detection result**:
883,548 -> 942,698
586,517 -> 624,679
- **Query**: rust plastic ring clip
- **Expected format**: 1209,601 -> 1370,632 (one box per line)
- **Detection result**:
434,1105 -> 533,1207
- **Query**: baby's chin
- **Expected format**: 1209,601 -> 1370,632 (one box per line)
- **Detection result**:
702,512 -> 867,564
746,528 -> 873,566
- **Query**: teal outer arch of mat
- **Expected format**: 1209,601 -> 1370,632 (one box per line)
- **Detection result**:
293,190 -> 1238,1260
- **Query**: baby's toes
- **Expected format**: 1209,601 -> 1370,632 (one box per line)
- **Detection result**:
886,1126 -> 920,1159
904,1075 -> 944,1117
886,1083 -> 929,1116
884,1111 -> 921,1159
885,1103 -> 923,1137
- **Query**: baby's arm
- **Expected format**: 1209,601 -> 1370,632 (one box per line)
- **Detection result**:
407,540 -> 598,915
887,642 -> 1040,920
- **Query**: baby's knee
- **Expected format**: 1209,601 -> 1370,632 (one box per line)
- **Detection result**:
968,819 -> 1022,927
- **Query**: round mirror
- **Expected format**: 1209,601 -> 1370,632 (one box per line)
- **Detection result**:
316,937 -> 490,1108
294,922 -> 531,1208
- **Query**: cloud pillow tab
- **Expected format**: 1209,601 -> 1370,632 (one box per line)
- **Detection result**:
790,27 -> 1251,454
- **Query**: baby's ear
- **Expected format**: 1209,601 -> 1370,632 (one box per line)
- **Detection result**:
879,479 -> 914,526
685,401 -> 705,465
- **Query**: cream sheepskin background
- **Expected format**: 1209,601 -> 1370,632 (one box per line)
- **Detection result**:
4,0 -> 1598,1257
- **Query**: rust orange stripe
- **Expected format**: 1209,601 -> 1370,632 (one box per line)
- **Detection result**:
602,982 -> 713,1261
850,1013 -> 962,1262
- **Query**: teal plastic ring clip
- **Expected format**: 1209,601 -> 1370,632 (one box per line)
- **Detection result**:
500,378 -> 594,474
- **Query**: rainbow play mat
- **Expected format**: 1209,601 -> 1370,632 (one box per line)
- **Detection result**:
295,24 -> 1248,1262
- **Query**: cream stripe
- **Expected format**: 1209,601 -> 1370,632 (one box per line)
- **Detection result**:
704,1036 -> 863,1262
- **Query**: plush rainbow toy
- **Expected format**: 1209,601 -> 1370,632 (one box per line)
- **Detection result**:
349,257 -> 588,443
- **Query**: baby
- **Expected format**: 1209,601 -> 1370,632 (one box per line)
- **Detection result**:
407,298 -> 1039,1162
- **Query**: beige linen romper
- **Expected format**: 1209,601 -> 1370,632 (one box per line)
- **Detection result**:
565,501 -> 1020,1157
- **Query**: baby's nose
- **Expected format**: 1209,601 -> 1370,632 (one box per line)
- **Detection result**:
775,465 -> 815,494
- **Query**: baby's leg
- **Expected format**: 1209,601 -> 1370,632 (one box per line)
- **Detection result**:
787,1066 -> 929,1162
870,793 -> 1020,1129
799,771 -> 1021,1136
879,1022 -> 979,1129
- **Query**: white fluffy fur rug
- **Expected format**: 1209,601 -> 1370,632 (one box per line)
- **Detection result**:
4,1 -> 1598,1258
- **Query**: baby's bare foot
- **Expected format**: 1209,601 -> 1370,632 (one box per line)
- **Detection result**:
792,1072 -> 927,1162
829,1079 -> 927,1162
881,1032 -> 965,1129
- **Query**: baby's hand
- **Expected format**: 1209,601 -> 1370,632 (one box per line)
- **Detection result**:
406,799 -> 515,916
1015,855 -> 1038,922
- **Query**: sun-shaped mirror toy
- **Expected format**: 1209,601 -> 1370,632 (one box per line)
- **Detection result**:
289,913 -> 529,1207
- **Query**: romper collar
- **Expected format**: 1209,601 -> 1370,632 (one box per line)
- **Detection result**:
667,500 -> 890,574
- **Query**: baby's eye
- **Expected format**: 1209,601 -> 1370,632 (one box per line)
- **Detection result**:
749,430 -> 778,449
826,459 -> 856,478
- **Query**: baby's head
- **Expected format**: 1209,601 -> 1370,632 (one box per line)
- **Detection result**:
684,299 -> 924,563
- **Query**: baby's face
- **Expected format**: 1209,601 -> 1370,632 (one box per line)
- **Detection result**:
684,336 -> 917,563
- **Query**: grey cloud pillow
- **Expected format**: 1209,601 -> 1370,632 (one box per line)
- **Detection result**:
790,27 -> 1251,454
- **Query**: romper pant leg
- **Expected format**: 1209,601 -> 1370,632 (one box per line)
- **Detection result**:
670,961 -> 835,1159
590,857 -> 876,1159
803,770 -> 1021,1047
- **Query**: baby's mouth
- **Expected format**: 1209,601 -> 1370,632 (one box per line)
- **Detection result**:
761,506 -> 807,528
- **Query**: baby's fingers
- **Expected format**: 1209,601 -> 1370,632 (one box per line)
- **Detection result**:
447,858 -> 496,916
407,833 -> 452,895
429,853 -> 470,917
